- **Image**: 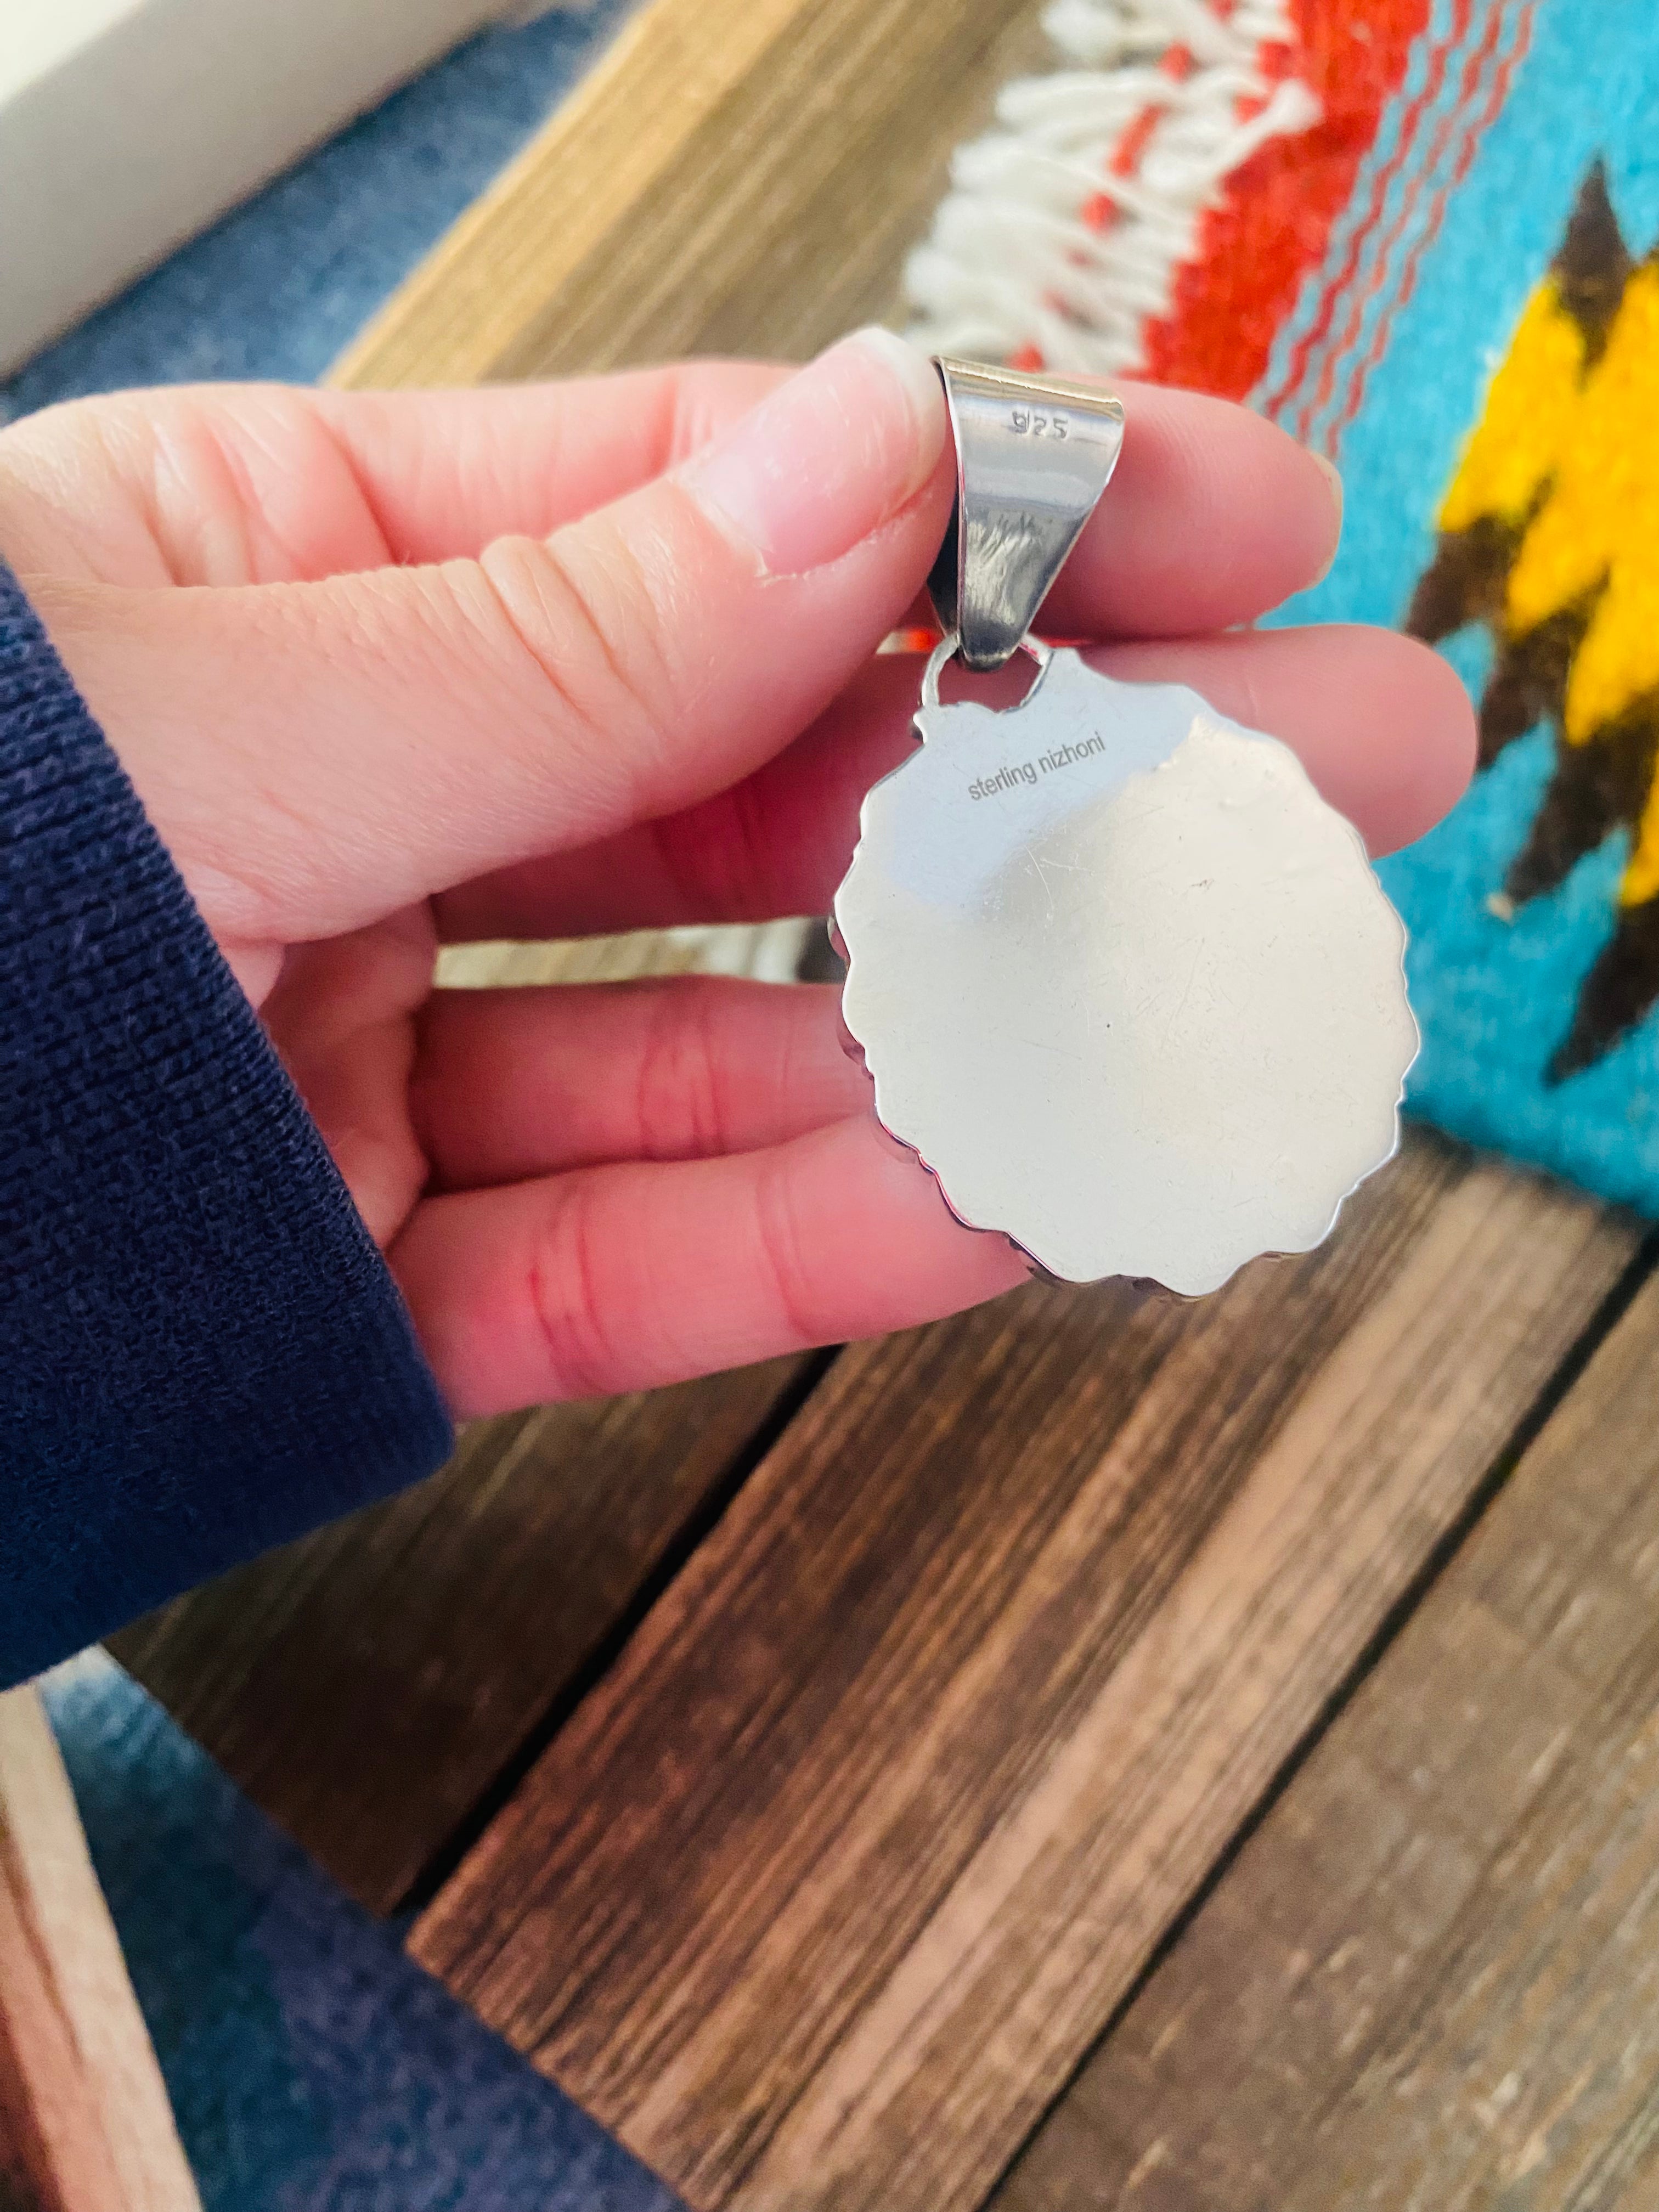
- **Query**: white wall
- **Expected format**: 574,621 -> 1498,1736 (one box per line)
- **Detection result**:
0,0 -> 556,373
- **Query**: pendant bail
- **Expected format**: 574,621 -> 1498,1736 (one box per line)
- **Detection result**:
926,357 -> 1126,674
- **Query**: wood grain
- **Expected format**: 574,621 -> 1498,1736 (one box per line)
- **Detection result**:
114,1358 -> 809,1915
0,1686 -> 199,2212
409,1136 -> 1633,2212
433,920 -> 812,992
334,0 -> 1048,388
996,1246 -> 1659,2212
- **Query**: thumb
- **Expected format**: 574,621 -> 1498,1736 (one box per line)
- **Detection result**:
29,330 -> 949,950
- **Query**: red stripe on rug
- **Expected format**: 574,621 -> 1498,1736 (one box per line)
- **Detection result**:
1321,0 -> 1537,447
1297,0 -> 1507,444
1139,0 -> 1435,400
1269,0 -> 1475,426
1015,38 -> 1201,373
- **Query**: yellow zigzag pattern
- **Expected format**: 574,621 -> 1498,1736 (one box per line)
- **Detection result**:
1438,258 -> 1659,902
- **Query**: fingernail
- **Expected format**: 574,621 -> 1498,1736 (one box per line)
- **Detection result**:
1311,452 -> 1344,582
681,326 -> 947,577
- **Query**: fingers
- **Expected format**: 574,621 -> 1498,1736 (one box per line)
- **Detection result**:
304,368 -> 792,565
1097,624 -> 1476,849
0,366 -> 1329,617
1041,380 -> 1341,637
304,371 -> 1338,628
0,366 -> 791,585
391,1113 -> 1029,1417
33,330 -> 955,950
437,622 -> 1476,942
299,371 -> 1336,618
259,912 -> 436,1246
12,356 -> 1361,966
411,976 -> 864,1188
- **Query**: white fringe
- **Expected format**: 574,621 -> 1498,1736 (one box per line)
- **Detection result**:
904,0 -> 1319,376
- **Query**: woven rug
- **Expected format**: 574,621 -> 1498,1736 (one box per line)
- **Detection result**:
908,0 -> 1659,1216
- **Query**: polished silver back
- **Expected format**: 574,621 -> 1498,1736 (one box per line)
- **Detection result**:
835,650 -> 1418,1293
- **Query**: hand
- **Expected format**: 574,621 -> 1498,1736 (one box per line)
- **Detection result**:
0,335 -> 1473,1417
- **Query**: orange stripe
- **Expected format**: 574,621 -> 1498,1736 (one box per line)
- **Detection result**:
1141,0 -> 1433,400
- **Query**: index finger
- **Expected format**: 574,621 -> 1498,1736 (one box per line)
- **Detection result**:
311,371 -> 1342,637
304,371 -> 1339,637
1029,378 -> 1341,637
20,347 -> 1351,962
4,368 -> 1337,637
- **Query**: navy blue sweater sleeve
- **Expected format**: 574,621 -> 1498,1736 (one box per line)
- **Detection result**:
0,565 -> 454,1686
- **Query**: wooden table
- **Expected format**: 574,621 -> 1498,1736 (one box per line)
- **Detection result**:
111,1 -> 1659,2204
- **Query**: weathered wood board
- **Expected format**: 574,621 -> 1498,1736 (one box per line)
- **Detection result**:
115,1358 -> 811,1915
336,0 -> 1050,387
997,1250 -> 1659,2212
0,1685 -> 200,2212
410,1136 -> 1634,2212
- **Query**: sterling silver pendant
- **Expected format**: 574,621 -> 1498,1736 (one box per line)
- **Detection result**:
832,358 -> 1417,1295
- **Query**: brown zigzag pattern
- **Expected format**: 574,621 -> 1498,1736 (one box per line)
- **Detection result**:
1406,161 -> 1659,1082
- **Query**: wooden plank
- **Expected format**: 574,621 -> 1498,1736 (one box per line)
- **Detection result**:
114,1358 -> 809,1916
0,1686 -> 200,2212
333,0 -> 1049,388
408,1133 -> 1634,2212
996,1245 -> 1659,2212
433,919 -> 811,991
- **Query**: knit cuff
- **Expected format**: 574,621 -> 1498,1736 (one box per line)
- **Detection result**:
0,563 -> 454,1685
